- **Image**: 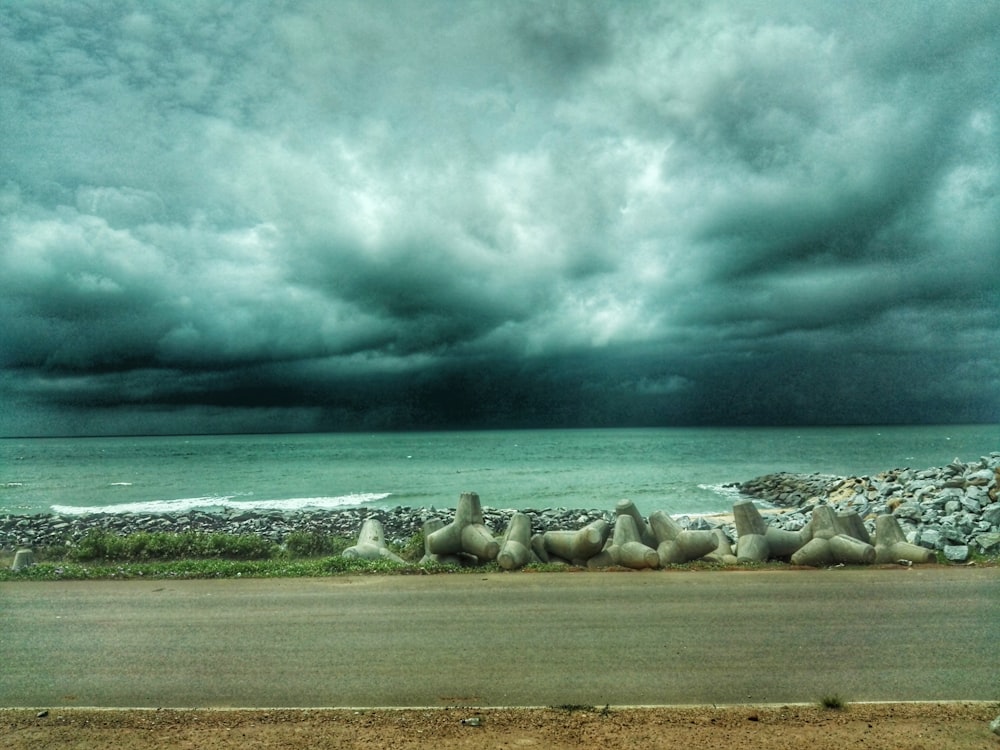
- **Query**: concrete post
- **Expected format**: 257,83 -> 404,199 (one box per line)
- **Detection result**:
343,518 -> 406,563
873,514 -> 936,564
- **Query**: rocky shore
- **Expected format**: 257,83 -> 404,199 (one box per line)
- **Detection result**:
0,504 -> 615,553
737,452 -> 1000,559
4,453 -> 999,561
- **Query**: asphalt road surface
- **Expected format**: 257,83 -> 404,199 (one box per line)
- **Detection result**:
2,568 -> 998,708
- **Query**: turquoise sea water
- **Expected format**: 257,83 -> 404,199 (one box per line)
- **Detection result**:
1,426 -> 998,517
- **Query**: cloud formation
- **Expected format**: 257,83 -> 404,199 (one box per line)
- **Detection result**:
1,1 -> 998,435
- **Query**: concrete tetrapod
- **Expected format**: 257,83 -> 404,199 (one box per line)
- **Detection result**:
648,511 -> 718,565
496,512 -> 538,570
419,519 -> 468,567
543,519 -> 610,565
873,514 -> 937,564
426,492 -> 500,563
342,518 -> 406,563
789,505 -> 877,567
605,514 -> 660,569
732,499 -> 770,563
10,548 -> 34,571
731,500 -> 811,562
702,528 -> 738,565
614,499 -> 658,548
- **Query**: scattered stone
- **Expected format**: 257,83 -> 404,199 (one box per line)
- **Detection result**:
943,545 -> 970,563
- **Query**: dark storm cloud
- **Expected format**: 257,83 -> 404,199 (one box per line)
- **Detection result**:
1,0 -> 997,436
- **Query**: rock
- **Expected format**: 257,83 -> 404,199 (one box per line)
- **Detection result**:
990,714 -> 1000,737
974,532 -> 1000,554
982,503 -> 1000,528
918,528 -> 942,549
942,545 -> 969,563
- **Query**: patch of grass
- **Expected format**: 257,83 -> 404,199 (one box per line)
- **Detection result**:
282,531 -> 352,558
391,532 -> 426,562
0,556 -> 425,581
68,529 -> 279,562
819,694 -> 846,710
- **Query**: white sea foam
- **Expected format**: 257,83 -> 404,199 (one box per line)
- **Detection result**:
698,482 -> 746,503
51,492 -> 391,516
109,482 -> 133,487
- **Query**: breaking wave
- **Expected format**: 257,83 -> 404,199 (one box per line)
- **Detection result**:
51,492 -> 392,516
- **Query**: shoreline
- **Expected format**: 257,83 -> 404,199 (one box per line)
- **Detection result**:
4,452 -> 999,561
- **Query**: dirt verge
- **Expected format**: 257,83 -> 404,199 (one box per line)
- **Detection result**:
4,702 -> 998,749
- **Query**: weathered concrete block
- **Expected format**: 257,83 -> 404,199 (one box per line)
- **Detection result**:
11,548 -> 34,571
790,537 -> 833,566
736,533 -> 769,563
648,510 -> 718,564
609,514 -> 659,569
837,511 -> 871,543
873,514 -> 937,564
427,492 -> 500,562
763,525 -> 809,558
657,531 -> 718,565
700,529 -> 738,565
732,499 -> 767,537
419,519 -> 464,566
543,519 -> 609,563
496,512 -> 535,570
828,534 -> 876,565
614,499 -> 657,548
809,505 -> 843,540
343,518 -> 406,563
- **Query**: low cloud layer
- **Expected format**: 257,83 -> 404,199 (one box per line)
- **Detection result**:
1,1 -> 998,436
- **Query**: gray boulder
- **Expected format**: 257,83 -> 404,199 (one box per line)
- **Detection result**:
942,545 -> 970,563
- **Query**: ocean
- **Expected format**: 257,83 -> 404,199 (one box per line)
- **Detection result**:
1,426 -> 998,518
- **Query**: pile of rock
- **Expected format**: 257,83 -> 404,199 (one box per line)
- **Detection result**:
738,453 -> 1000,561
0,505 -> 612,553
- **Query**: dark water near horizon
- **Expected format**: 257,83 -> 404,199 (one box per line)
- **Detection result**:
1,426 -> 998,518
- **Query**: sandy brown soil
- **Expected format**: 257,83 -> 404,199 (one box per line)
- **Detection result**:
4,703 -> 998,749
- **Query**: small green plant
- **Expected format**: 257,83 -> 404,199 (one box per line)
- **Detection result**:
283,531 -> 351,558
392,532 -> 426,562
819,694 -> 845,710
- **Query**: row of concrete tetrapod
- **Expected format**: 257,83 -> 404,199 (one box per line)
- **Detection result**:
6,493 -> 938,571
340,492 -> 936,570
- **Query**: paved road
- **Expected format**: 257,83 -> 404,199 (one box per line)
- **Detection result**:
2,568 -> 998,708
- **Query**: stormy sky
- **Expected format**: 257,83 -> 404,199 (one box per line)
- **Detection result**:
1,1 -> 998,436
